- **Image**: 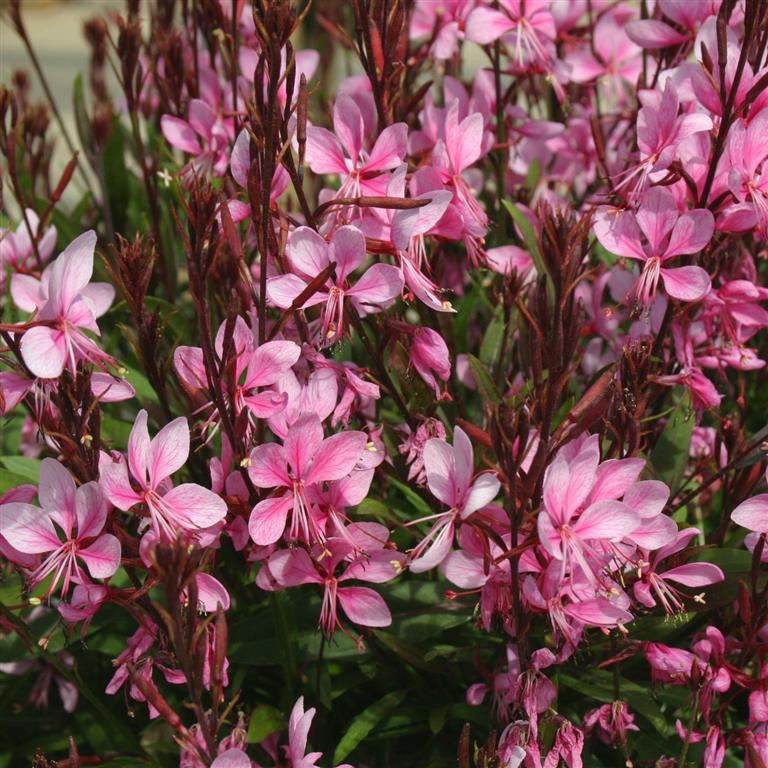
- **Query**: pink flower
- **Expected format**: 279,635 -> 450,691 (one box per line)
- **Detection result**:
247,414 -> 368,546
593,187 -> 713,307
283,697 -> 354,768
13,230 -> 116,379
731,468 -> 768,533
267,225 -> 402,347
0,458 -> 120,596
306,94 -> 408,200
260,526 -> 401,635
409,425 -> 500,573
411,327 -> 451,398
100,410 -> 228,539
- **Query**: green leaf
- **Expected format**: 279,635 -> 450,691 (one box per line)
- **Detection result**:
650,390 -> 694,493
247,704 -> 286,743
72,74 -> 94,155
0,456 -> 41,483
121,364 -> 159,406
501,200 -> 551,303
333,689 -> 407,763
466,354 -> 502,406
479,304 -> 505,367
389,477 -> 433,518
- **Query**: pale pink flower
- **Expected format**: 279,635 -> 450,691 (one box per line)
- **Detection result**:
247,414 -> 368,546
731,468 -> 768,533
409,425 -> 500,573
0,458 -> 120,596
267,225 -> 402,347
13,230 -> 116,379
593,187 -> 713,307
100,410 -> 228,539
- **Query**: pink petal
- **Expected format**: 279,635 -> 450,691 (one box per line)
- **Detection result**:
409,517 -> 455,573
365,123 -> 408,172
80,283 -> 115,319
342,551 -> 404,584
287,226 -> 331,277
627,513 -> 678,550
91,373 -> 135,403
149,417 -> 190,486
284,414 -> 325,479
573,500 -> 639,541
211,749 -> 252,768
663,563 -> 724,587
174,346 -> 208,391
731,494 -> 768,533
625,19 -> 687,48
161,115 -> 202,155
100,460 -> 142,511
306,431 -> 368,484
49,230 -> 97,310
19,326 -> 67,379
0,503 -> 61,554
74,481 -> 107,540
194,573 -> 231,611
445,107 -> 484,173
266,547 -> 320,586
623,480 -> 670,518
39,458 -> 77,532
443,550 -> 487,589
465,7 -> 515,44
242,391 -> 289,418
462,473 -> 500,518
593,209 -> 646,261
333,94 -> 364,163
636,187 -> 678,256
127,410 -> 151,487
589,458 -> 645,502
664,209 -> 715,259
79,534 -> 121,579
248,493 -> 293,545
423,438 -> 458,507
266,274 -> 314,309
337,586 -> 391,627
11,273 -> 44,312
187,99 -> 214,138
348,264 -> 403,312
331,225 -> 366,282
660,266 -> 711,302
230,129 -> 250,188
162,483 -> 228,529
245,341 -> 301,388
248,443 -> 291,488
305,126 -> 347,175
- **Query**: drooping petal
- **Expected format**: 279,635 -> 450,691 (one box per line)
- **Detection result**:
248,493 -> 293,546
161,115 -> 202,155
210,749 -> 252,768
19,326 -> 67,379
660,266 -> 711,302
337,586 -> 391,627
663,563 -> 724,587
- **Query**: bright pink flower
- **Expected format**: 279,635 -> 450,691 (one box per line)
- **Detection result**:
13,231 -> 116,379
247,414 -> 368,546
267,225 -> 402,346
410,0 -> 474,60
583,701 -> 639,747
409,425 -> 500,573
0,458 -> 120,596
0,208 -> 56,276
100,410 -> 228,539
594,187 -> 713,307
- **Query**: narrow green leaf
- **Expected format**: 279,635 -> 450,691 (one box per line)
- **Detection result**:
650,390 -> 694,492
466,354 -> 502,406
501,200 -> 548,284
479,304 -> 505,368
0,456 -> 41,483
333,689 -> 407,763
